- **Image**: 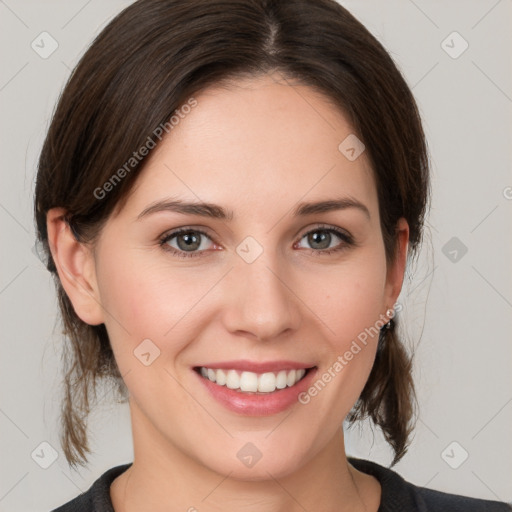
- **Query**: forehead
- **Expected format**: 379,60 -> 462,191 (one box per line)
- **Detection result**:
119,73 -> 378,222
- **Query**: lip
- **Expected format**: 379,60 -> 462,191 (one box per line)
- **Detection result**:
195,360 -> 314,373
193,363 -> 318,416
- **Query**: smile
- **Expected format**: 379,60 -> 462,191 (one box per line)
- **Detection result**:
193,360 -> 318,415
197,367 -> 309,393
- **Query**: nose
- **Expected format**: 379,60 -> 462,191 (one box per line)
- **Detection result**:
221,253 -> 302,342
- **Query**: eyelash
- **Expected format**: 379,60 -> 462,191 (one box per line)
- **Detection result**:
158,224 -> 355,259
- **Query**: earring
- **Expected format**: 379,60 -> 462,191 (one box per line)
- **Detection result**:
382,308 -> 395,330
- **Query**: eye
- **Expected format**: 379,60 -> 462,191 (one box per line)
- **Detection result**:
159,224 -> 354,259
294,225 -> 354,255
159,228 -> 216,258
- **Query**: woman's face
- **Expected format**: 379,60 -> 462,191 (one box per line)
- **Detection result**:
81,73 -> 408,479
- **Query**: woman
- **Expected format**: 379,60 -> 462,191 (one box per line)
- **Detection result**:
34,0 -> 510,510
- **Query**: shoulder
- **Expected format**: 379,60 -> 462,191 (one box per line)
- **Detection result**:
417,486 -> 512,512
50,463 -> 132,512
348,457 -> 511,512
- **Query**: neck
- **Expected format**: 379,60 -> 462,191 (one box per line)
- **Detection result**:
111,401 -> 380,512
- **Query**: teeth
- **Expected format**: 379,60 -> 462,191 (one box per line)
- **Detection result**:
258,372 -> 276,393
240,371 -> 258,392
216,369 -> 227,386
199,367 -> 308,393
276,370 -> 288,389
226,369 -> 239,389
286,369 -> 297,387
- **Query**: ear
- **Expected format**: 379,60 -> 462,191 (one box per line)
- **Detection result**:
46,208 -> 104,325
384,217 -> 409,310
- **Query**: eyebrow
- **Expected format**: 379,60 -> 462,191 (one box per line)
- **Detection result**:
136,197 -> 370,221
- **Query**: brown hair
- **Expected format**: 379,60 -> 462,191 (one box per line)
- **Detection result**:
34,0 -> 429,468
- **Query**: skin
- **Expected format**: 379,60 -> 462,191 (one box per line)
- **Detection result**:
47,72 -> 409,512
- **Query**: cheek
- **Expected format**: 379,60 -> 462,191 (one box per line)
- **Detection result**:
95,251 -> 220,364
316,251 -> 388,344
94,259 -> 212,420
299,250 -> 388,410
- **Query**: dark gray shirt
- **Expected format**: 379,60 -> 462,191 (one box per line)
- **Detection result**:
51,457 -> 512,511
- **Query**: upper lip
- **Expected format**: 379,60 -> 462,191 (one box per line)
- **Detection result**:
195,360 -> 316,373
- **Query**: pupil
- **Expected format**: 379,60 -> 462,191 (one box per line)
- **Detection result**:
178,232 -> 200,251
309,231 -> 330,249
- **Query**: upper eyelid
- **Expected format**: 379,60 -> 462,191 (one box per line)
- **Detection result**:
297,223 -> 353,243
300,223 -> 350,235
160,224 -> 353,247
160,226 -> 215,242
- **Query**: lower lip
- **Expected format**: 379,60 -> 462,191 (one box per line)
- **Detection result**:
194,368 -> 318,416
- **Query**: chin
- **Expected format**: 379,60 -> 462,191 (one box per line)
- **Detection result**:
199,434 -> 315,482
211,456 -> 305,482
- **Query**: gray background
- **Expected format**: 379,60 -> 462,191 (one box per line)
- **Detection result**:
1,0 -> 511,510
